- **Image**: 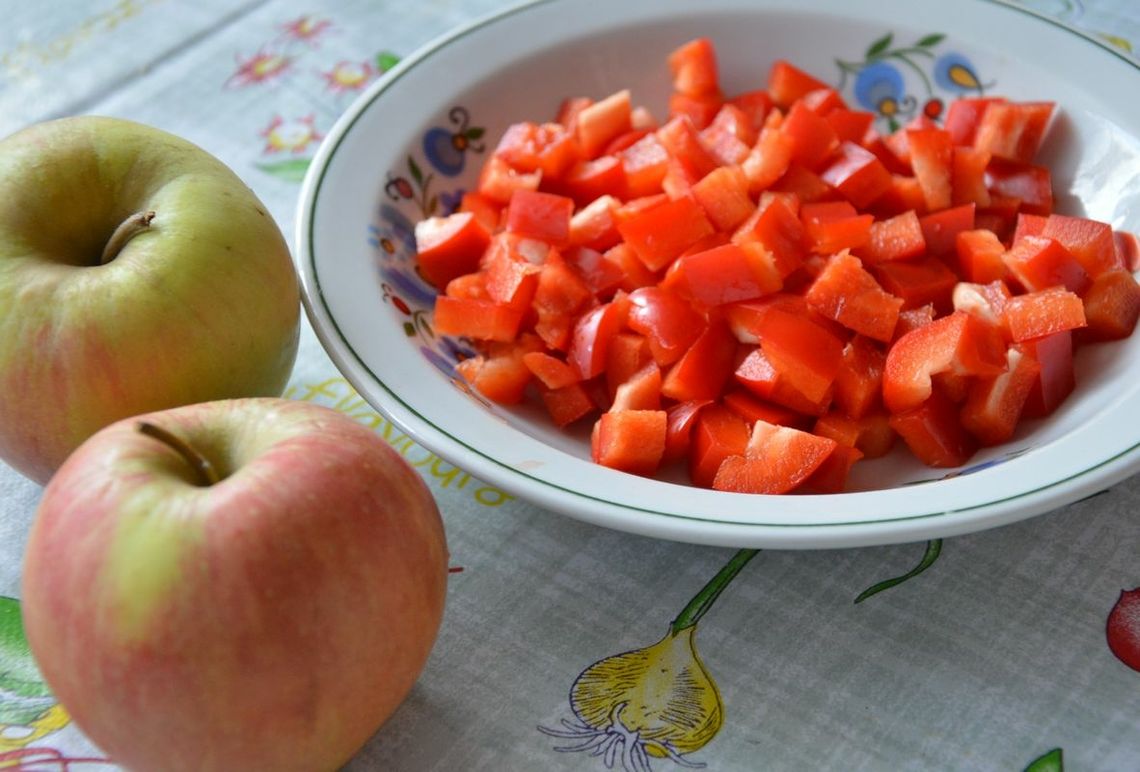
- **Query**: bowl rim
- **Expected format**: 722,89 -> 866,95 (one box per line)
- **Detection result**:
295,0 -> 1140,548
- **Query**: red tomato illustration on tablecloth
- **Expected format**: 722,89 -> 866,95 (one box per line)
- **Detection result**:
1107,587 -> 1140,672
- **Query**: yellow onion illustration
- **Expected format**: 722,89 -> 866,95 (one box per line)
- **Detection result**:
0,704 -> 70,755
541,549 -> 757,770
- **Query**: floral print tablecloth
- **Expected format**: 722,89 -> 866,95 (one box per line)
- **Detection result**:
2,2 -> 1139,770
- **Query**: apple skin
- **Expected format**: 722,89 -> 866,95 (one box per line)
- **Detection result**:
20,398 -> 449,772
0,116 -> 300,484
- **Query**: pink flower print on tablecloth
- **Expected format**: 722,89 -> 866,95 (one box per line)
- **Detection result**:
321,60 -> 374,94
279,15 -> 331,47
260,114 -> 322,154
226,48 -> 292,87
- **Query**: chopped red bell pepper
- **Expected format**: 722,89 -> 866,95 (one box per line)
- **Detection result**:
1040,213 -> 1122,278
722,388 -> 808,428
907,127 -> 954,212
889,388 -> 978,468
576,89 -> 632,159
434,295 -> 524,342
781,101 -> 839,171
1002,287 -> 1087,342
626,286 -> 706,366
834,335 -> 886,419
973,101 -> 1055,164
858,210 -> 926,263
818,141 -> 892,209
414,211 -> 492,289
805,250 -> 902,342
522,351 -> 581,389
956,228 -> 1007,284
919,203 -> 976,259
568,297 -> 629,379
741,125 -> 795,192
1081,269 -> 1140,341
943,97 -> 1007,146
611,360 -> 663,412
733,346 -> 831,416
951,147 -> 993,208
767,60 -> 831,108
801,201 -> 874,254
675,243 -> 782,307
873,256 -> 959,313
691,165 -> 756,232
731,194 -> 807,278
539,382 -> 597,427
712,420 -> 839,494
668,37 -> 720,97
883,310 -> 1007,414
985,157 -> 1053,216
592,409 -> 667,475
688,403 -> 750,487
1002,234 -> 1090,295
425,40 -> 1140,491
616,194 -> 715,271
661,399 -> 713,465
660,318 -> 737,402
1017,331 -> 1075,417
800,443 -> 864,493
960,347 -> 1042,445
619,133 -> 670,198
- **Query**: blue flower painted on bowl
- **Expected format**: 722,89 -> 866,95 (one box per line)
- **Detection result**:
422,106 -> 486,177
934,52 -> 984,93
373,203 -> 437,307
854,60 -> 906,118
835,31 -> 994,131
377,202 -> 417,254
367,105 -> 488,375
423,127 -> 466,176
380,263 -> 437,309
440,335 -> 478,364
421,345 -> 458,378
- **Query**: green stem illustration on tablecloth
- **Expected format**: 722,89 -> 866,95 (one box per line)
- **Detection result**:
1,595 -> 114,768
1024,747 -> 1063,771
0,596 -> 68,754
854,539 -> 942,603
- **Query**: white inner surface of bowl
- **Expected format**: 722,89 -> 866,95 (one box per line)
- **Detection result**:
300,0 -> 1140,546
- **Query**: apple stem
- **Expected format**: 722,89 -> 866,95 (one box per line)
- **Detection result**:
136,421 -> 221,486
100,210 -> 156,265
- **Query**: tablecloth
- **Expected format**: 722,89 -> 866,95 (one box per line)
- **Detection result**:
2,1 -> 1139,770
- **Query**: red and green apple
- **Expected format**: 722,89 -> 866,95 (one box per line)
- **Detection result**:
20,398 -> 449,771
0,116 -> 301,483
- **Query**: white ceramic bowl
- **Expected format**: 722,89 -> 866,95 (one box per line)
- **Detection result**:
296,0 -> 1140,548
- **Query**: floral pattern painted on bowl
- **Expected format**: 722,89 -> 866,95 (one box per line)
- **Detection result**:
834,31 -> 992,131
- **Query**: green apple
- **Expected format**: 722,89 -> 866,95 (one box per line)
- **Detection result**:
21,398 -> 450,771
0,116 -> 300,484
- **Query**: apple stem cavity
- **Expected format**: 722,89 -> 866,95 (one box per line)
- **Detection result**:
136,421 -> 221,487
100,210 -> 156,265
